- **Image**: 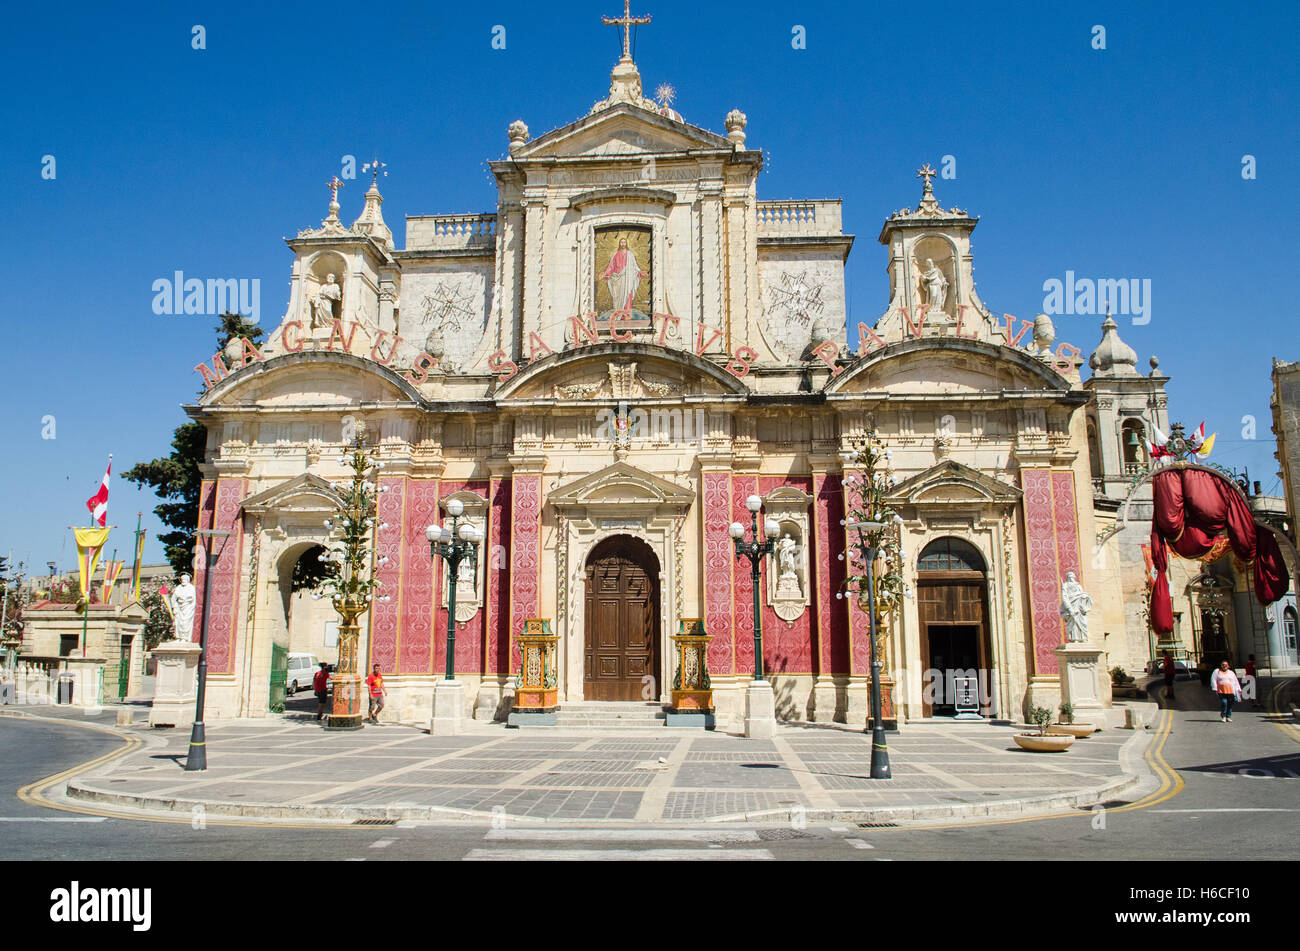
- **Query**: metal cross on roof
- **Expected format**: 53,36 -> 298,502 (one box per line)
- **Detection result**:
916,163 -> 937,197
603,0 -> 651,59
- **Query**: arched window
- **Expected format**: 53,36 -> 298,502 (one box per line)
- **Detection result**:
1121,419 -> 1147,471
1284,607 -> 1298,658
917,537 -> 986,573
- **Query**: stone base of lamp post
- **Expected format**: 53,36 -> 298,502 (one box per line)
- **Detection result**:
431,679 -> 467,735
1054,643 -> 1107,729
744,679 -> 776,738
149,640 -> 201,728
325,673 -> 365,731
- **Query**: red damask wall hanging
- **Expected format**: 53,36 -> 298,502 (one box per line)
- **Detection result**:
1149,466 -> 1289,634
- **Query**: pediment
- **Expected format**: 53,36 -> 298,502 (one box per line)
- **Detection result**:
826,338 -> 1073,396
242,472 -> 344,515
550,461 -> 694,510
198,351 -> 424,408
497,343 -> 748,400
516,104 -> 730,160
888,460 -> 1022,506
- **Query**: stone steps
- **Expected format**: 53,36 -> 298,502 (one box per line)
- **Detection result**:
553,702 -> 667,730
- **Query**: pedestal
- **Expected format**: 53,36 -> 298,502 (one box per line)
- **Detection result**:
325,673 -> 364,731
744,679 -> 776,739
670,620 -> 714,715
1054,643 -> 1107,729
514,619 -> 558,712
149,640 -> 201,728
867,676 -> 899,731
431,679 -> 467,735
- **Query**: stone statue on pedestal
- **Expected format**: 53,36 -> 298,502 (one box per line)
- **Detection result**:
170,574 -> 197,642
920,258 -> 948,312
1059,572 -> 1092,643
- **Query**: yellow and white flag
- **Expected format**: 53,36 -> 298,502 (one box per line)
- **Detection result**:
73,527 -> 111,602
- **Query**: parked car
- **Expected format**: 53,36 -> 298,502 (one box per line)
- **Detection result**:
286,653 -> 319,695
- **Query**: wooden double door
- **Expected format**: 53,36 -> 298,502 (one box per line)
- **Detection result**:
917,573 -> 991,716
584,537 -> 660,702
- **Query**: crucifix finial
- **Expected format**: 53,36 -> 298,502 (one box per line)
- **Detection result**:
326,176 -> 345,203
603,0 -> 652,60
916,163 -> 937,198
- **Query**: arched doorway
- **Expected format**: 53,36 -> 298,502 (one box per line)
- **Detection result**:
583,535 -> 660,701
916,537 -> 992,717
269,543 -> 337,708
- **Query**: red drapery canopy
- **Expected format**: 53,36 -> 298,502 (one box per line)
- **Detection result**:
1149,467 -> 1289,634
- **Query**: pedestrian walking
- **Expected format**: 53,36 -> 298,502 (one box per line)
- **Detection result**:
1244,654 -> 1259,708
313,662 -> 331,721
366,663 -> 386,723
1161,651 -> 1176,701
1209,660 -> 1241,723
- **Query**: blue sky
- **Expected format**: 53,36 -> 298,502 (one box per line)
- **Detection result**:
2,0 -> 1296,573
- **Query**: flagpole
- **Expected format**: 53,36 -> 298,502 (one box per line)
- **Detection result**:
131,513 -> 144,603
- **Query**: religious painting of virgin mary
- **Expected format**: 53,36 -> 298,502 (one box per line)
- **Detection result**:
595,226 -> 652,318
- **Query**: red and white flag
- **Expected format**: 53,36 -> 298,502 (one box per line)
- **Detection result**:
86,455 -> 112,526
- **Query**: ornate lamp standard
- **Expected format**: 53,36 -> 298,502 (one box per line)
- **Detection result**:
844,518 -> 890,779
729,494 -> 780,737
316,431 -> 389,732
185,528 -> 231,770
425,499 -> 482,733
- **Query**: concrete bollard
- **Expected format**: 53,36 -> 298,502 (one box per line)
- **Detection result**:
1123,707 -> 1146,730
116,708 -> 134,727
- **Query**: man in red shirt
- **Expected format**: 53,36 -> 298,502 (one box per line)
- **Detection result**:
366,663 -> 386,724
313,662 -> 331,721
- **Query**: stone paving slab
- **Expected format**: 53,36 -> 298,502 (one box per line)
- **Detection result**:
11,708 -> 1155,825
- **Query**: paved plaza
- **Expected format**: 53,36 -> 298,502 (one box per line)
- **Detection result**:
28,709 -> 1151,825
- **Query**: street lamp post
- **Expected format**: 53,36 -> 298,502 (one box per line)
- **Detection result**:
730,495 -> 780,738
846,519 -> 891,780
185,528 -> 231,771
425,500 -> 481,733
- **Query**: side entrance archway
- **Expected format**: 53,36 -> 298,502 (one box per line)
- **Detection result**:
583,535 -> 660,701
916,537 -> 993,717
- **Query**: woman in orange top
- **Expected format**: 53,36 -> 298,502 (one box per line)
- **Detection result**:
1208,661 -> 1241,723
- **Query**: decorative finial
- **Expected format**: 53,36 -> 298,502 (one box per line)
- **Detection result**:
362,158 -> 388,185
725,108 -> 748,148
508,119 -> 530,154
602,0 -> 652,60
916,163 -> 937,198
655,83 -> 676,108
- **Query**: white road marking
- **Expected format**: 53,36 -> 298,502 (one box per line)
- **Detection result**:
464,848 -> 774,861
369,838 -> 395,848
484,828 -> 761,843
1149,808 -> 1300,813
845,838 -> 874,850
0,817 -> 109,823
829,825 -> 850,832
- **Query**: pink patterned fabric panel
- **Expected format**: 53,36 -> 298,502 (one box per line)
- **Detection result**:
192,480 -> 216,645
843,470 -> 872,676
701,472 -> 733,674
398,480 -> 439,674
488,478 -> 511,675
509,475 -> 542,673
1051,471 -> 1082,579
201,479 -> 245,674
731,475 -> 759,676
814,474 -> 849,675
432,480 -> 489,674
1022,469 -> 1062,675
367,475 -> 405,673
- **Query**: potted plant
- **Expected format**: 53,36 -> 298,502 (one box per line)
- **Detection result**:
1048,700 -> 1097,738
1013,703 -> 1075,751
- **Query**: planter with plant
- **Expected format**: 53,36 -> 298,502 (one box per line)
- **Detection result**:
1048,700 -> 1097,738
1013,703 -> 1076,751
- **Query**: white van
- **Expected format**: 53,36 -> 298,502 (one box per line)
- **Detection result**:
286,653 -> 320,695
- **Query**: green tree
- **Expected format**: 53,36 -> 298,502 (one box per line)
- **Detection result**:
124,313 -> 264,574
139,589 -> 174,650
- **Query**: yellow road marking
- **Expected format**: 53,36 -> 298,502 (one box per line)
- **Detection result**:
1267,679 -> 1300,742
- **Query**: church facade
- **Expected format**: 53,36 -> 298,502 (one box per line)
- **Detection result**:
184,32 -> 1215,728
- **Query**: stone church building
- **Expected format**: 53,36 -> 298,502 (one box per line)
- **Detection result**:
183,22 -> 1283,728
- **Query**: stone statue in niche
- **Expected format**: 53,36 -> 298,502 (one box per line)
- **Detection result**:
1059,572 -> 1093,643
777,534 -> 800,582
919,258 -> 948,312
773,532 -> 805,613
312,274 -> 342,328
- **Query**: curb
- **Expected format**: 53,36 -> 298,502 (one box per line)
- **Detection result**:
61,727 -> 1152,827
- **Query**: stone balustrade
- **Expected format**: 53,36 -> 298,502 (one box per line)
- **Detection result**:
756,200 -> 843,235
406,213 -> 498,250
